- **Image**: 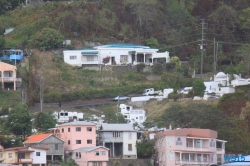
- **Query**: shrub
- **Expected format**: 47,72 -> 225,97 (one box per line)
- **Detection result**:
152,63 -> 164,75
168,92 -> 181,100
30,28 -> 64,49
136,63 -> 145,73
102,56 -> 110,64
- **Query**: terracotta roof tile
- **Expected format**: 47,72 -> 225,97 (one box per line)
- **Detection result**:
24,133 -> 52,143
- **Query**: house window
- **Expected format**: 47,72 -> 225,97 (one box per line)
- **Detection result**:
68,140 -> 70,145
176,137 -> 182,145
76,140 -> 81,144
128,132 -> 132,140
55,144 -> 58,150
62,128 -> 64,133
8,153 -> 12,158
70,55 -> 77,60
210,139 -> 215,147
101,151 -> 106,155
128,144 -> 132,151
113,131 -> 120,137
211,154 -> 214,162
93,162 -> 103,166
76,152 -> 81,158
168,137 -> 173,146
76,127 -> 81,131
87,127 -> 92,132
86,55 -> 94,61
168,151 -> 174,160
94,151 -> 99,156
68,128 -> 70,132
87,139 -> 92,144
36,152 -> 41,156
120,55 -> 128,62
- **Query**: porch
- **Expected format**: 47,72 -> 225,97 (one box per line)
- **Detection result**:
81,51 -> 99,65
175,152 -> 216,166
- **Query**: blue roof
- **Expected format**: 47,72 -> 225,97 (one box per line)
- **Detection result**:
99,44 -> 150,49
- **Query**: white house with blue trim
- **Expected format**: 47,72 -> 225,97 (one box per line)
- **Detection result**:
63,44 -> 170,66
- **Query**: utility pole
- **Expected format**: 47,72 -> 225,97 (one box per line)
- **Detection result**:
200,19 -> 206,79
40,48 -> 45,112
214,38 -> 216,75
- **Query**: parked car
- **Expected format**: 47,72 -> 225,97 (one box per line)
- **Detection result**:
112,95 -> 130,101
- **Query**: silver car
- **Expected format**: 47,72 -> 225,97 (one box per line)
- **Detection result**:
112,95 -> 130,101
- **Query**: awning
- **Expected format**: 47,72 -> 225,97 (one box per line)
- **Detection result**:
81,51 -> 98,55
128,51 -> 136,55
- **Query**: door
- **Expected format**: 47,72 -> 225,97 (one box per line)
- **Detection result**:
111,57 -> 115,65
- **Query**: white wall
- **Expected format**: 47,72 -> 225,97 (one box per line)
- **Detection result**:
63,51 -> 82,66
123,132 -> 137,157
29,148 -> 46,164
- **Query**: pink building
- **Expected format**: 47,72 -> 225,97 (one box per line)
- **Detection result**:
54,121 -> 97,152
154,128 -> 226,166
73,146 -> 109,166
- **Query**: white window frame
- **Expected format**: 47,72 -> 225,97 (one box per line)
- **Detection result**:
36,152 -> 41,156
70,55 -> 77,60
8,153 -> 12,158
86,55 -> 95,61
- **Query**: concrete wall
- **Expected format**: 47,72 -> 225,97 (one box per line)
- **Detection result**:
108,159 -> 152,166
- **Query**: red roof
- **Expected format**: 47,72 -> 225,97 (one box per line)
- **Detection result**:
24,133 -> 52,143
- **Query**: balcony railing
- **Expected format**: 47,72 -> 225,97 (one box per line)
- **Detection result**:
0,77 -> 22,82
175,160 -> 213,165
186,146 -> 209,151
18,158 -> 33,164
81,60 -> 99,64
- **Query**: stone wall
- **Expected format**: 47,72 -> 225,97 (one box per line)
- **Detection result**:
108,159 -> 153,166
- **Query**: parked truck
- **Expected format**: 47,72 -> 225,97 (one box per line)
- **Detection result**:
143,88 -> 163,96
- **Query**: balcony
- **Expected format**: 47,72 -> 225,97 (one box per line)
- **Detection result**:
18,158 -> 33,164
81,61 -> 99,65
186,146 -> 209,151
0,77 -> 22,82
175,160 -> 212,165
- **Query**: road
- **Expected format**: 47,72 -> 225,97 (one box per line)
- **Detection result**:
29,98 -> 114,113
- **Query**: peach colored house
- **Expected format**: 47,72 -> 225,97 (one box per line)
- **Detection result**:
154,128 -> 226,166
51,121 -> 97,152
0,146 -> 48,166
0,61 -> 21,90
72,146 -> 109,166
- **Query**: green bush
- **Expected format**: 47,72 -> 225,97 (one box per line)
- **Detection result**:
136,63 -> 145,73
30,28 -> 64,49
152,62 -> 164,75
168,92 -> 181,100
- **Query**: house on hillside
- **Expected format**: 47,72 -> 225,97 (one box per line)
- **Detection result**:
0,49 -> 24,65
50,121 -> 97,152
63,44 -> 170,66
98,123 -> 137,159
0,62 -> 22,90
23,133 -> 64,164
0,146 -> 48,166
119,104 -> 147,125
154,128 -> 227,166
72,146 -> 109,166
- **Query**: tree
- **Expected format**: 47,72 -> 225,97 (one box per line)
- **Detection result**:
6,104 -> 32,139
136,140 -> 154,158
123,0 -> 158,27
161,72 -> 181,93
146,37 -> 159,48
34,111 -> 57,132
0,36 -> 5,49
192,79 -> 206,97
30,28 -> 64,49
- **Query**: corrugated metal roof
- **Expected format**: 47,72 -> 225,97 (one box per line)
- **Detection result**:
97,44 -> 150,49
73,146 -> 109,152
101,123 -> 136,131
58,121 -> 96,126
